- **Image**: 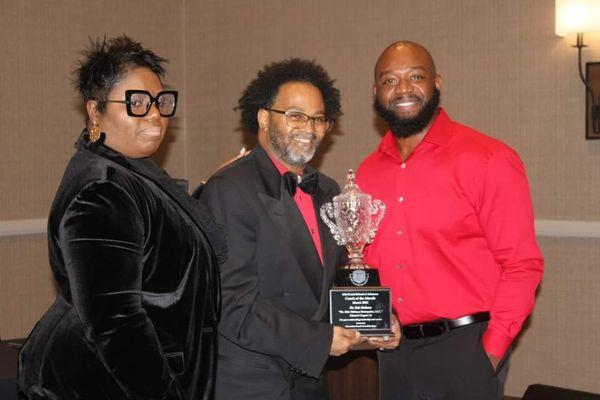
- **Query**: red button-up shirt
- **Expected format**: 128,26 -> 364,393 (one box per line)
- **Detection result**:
269,154 -> 324,264
356,108 -> 543,358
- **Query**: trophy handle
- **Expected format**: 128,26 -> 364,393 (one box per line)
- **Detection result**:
320,203 -> 345,245
367,200 -> 386,243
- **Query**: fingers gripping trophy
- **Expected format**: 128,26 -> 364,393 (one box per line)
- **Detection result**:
321,170 -> 392,337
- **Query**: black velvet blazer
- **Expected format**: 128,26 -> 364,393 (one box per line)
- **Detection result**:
18,131 -> 226,400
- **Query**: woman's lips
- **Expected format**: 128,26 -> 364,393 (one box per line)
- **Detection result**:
138,127 -> 163,138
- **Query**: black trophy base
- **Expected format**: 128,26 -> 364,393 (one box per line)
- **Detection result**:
330,268 -> 392,336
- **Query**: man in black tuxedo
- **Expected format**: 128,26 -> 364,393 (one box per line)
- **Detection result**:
200,59 -> 366,399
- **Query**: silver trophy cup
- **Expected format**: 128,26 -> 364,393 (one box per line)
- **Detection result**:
320,169 -> 385,271
321,169 -> 391,336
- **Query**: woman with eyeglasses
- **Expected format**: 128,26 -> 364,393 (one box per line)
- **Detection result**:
17,35 -> 225,400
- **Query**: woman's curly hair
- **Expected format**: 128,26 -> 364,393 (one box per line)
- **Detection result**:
237,58 -> 342,134
75,35 -> 168,112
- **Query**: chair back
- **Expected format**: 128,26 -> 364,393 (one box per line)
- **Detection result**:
523,384 -> 600,400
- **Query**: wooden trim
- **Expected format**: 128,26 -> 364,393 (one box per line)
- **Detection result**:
2,218 -> 600,238
535,219 -> 600,238
0,218 -> 47,237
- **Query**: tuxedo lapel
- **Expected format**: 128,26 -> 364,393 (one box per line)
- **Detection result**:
253,147 -> 323,302
312,179 -> 340,319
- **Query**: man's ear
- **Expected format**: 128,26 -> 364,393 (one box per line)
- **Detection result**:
257,108 -> 270,133
434,74 -> 442,91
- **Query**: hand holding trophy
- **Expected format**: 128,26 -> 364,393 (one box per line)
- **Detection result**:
321,169 -> 392,337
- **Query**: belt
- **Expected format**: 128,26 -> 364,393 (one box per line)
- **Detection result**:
402,312 -> 490,339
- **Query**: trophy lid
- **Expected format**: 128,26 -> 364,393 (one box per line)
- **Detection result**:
337,169 -> 371,201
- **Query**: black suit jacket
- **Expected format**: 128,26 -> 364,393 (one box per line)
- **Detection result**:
200,145 -> 344,400
18,131 -> 225,400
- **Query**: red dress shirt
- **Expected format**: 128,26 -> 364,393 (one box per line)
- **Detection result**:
356,108 -> 543,358
269,154 -> 324,264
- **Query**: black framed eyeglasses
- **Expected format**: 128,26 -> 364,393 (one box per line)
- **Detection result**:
264,108 -> 335,133
105,90 -> 178,117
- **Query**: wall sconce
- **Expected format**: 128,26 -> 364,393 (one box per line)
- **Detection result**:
556,0 -> 600,139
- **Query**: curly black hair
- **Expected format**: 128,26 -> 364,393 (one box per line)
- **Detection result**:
75,35 -> 168,112
237,58 -> 342,134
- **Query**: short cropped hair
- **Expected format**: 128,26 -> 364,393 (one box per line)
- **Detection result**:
237,58 -> 342,134
75,35 -> 168,112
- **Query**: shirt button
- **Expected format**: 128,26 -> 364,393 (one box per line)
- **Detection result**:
396,229 -> 403,236
400,163 -> 407,169
395,263 -> 404,270
397,297 -> 404,303
398,196 -> 404,203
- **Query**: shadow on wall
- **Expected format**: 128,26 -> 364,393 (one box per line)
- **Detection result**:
373,111 -> 389,138
152,119 -> 181,168
311,121 -> 343,170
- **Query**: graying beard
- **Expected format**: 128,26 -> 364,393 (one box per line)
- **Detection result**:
269,130 -> 316,167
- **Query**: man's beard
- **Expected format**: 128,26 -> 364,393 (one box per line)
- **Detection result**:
268,128 -> 321,167
374,88 -> 441,138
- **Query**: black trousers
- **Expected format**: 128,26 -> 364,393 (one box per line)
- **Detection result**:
378,322 -> 509,400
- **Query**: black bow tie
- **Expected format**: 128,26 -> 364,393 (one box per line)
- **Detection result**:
283,171 -> 318,196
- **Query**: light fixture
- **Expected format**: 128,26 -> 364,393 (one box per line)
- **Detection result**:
556,0 -> 600,139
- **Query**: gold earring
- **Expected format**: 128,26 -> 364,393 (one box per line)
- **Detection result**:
89,121 -> 100,142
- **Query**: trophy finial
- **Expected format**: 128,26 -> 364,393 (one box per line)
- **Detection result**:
343,169 -> 360,192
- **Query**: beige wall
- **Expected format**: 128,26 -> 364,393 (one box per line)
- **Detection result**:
1,0 -> 599,397
0,0 -> 186,342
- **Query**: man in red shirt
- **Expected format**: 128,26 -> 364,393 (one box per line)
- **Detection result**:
357,41 -> 544,399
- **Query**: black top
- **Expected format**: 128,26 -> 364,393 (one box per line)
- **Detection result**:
18,130 -> 225,400
200,145 -> 345,400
